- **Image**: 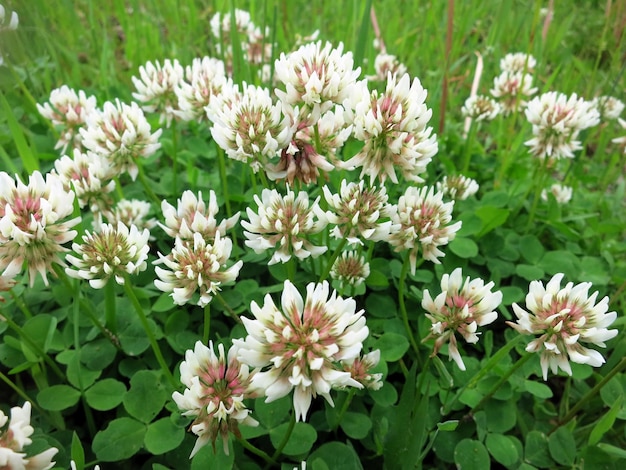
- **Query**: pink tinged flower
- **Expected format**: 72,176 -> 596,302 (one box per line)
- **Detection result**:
490,71 -> 537,115
0,401 -> 58,470
104,199 -> 156,234
0,171 -> 80,286
53,149 -> 115,212
65,221 -> 150,289
330,251 -> 370,289
422,268 -> 502,371
461,95 -> 501,121
241,187 -> 328,265
207,83 -> 296,174
234,280 -> 368,422
154,232 -> 243,307
323,179 -> 397,245
592,95 -> 624,121
388,186 -> 462,274
436,175 -> 479,201
541,183 -> 572,204
132,58 -> 186,127
342,349 -> 383,390
524,92 -> 600,160
274,41 -> 361,124
343,73 -> 438,185
499,52 -> 537,74
36,85 -> 98,153
175,57 -> 230,122
507,273 -> 618,380
160,190 -> 239,242
173,341 -> 258,457
79,99 -> 162,181
367,53 -> 408,82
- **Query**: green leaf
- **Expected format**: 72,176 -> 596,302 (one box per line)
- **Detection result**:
309,442 -> 363,469
269,422 -> 317,456
152,293 -> 176,313
339,412 -> 372,439
548,426 -> 576,466
579,256 -> 611,285
454,439 -> 490,470
365,293 -> 396,318
499,286 -> 525,305
457,213 -> 483,236
92,417 -> 146,462
588,396 -> 623,446
365,269 -> 389,289
597,443 -> 626,459
437,420 -> 459,432
117,310 -> 152,356
449,237 -> 479,258
515,264 -> 545,281
190,439 -> 235,469
538,251 -> 580,279
475,206 -> 510,237
144,417 -> 185,455
37,385 -> 81,411
519,235 -> 545,263
0,93 -> 39,172
370,381 -> 397,407
486,433 -> 519,466
85,378 -> 127,411
81,339 -> 117,370
485,399 -> 517,433
523,380 -> 553,399
254,395 -> 291,429
22,315 -> 57,354
374,333 -> 409,362
70,432 -> 85,470
123,370 -> 168,423
525,431 -> 553,468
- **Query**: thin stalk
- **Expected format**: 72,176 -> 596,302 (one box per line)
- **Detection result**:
104,280 -> 117,335
524,159 -> 549,232
461,120 -> 477,174
331,388 -> 356,432
398,253 -> 420,357
136,163 -> 161,206
215,292 -> 241,323
171,120 -> 179,196
203,303 -> 211,344
216,146 -> 233,219
0,369 -> 43,415
122,276 -> 177,389
286,257 -> 296,281
9,290 -> 33,319
271,411 -> 296,461
319,237 -> 348,282
238,436 -> 276,466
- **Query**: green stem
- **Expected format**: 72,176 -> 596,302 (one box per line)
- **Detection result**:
216,146 -> 234,226
122,277 -> 177,389
319,236 -> 348,282
136,163 -> 161,206
9,290 -> 33,319
203,303 -> 211,344
331,388 -> 355,432
0,369 -> 43,415
171,120 -> 179,196
286,257 -> 296,281
398,253 -> 420,357
271,411 -> 296,461
461,121 -> 476,174
524,159 -> 549,232
552,356 -> 626,433
104,280 -> 117,335
215,292 -> 241,323
238,436 -> 276,466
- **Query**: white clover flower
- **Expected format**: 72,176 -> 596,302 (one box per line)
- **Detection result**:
242,187 -> 328,265
0,171 -> 80,286
132,58 -> 186,127
0,402 -> 58,470
490,71 -> 537,115
175,57 -> 230,122
343,73 -> 437,184
499,52 -> 537,73
323,179 -> 397,245
341,349 -> 382,390
524,92 -> 600,160
173,341 -> 258,457
388,186 -> 462,274
436,175 -> 479,200
508,273 -> 618,380
235,280 -> 367,421
160,190 -> 239,242
36,86 -> 98,153
612,118 -> 626,154
422,268 -> 502,370
65,222 -> 150,288
103,199 -> 157,234
207,83 -> 295,173
541,183 -> 572,204
0,5 -> 18,31
367,53 -> 408,82
53,149 -> 115,212
274,41 -> 361,124
210,9 -> 253,43
461,95 -> 501,121
154,232 -> 242,307
592,95 -> 625,121
330,251 -> 370,289
80,99 -> 162,180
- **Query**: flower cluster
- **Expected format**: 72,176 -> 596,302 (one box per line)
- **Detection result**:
461,95 -> 501,121
0,401 -> 58,470
175,57 -> 230,122
592,95 -> 624,121
235,280 -> 368,421
541,183 -> 572,204
367,52 -> 407,82
436,175 -> 479,200
132,58 -> 185,126
330,251 -> 370,289
508,273 -> 618,380
499,52 -> 536,73
173,341 -> 258,457
422,268 -> 502,370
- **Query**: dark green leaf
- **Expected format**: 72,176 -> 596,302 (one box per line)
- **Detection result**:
475,206 -> 510,237
523,380 -> 553,399
486,433 -> 519,466
309,442 -> 363,470
85,378 -> 127,411
449,237 -> 479,258
365,293 -> 396,318
519,235 -> 545,263
454,439 -> 490,470
123,370 -> 168,423
37,385 -> 80,411
548,426 -> 576,466
525,431 -> 553,468
374,333 -> 409,362
92,417 -> 146,462
254,395 -> 291,429
269,422 -> 317,456
588,396 -> 623,446
144,417 -> 185,455
339,412 -> 372,439
515,264 -> 545,281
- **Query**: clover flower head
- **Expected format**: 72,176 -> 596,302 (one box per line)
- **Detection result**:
160,190 -> 239,242
592,95 -> 624,121
343,73 -> 437,184
0,401 -> 58,470
65,221 -> 150,288
507,273 -> 618,380
499,52 -> 537,73
207,83 -> 296,173
53,149 -> 115,212
235,280 -> 368,421
0,5 -> 18,31
422,268 -> 502,370
154,232 -> 243,307
132,58 -> 186,127
524,91 -> 600,160
173,340 -> 258,457
242,187 -> 328,265
210,9 -> 253,44
461,95 -> 501,121
541,183 -> 572,204
323,179 -> 397,245
342,349 -> 383,390
0,273 -> 16,302
490,71 -> 537,115
104,199 -> 157,234
330,251 -> 370,289
436,175 -> 479,200
36,85 -> 98,153
0,171 -> 80,286
80,99 -> 162,180
612,118 -> 626,154
388,186 -> 462,273
367,53 -> 408,82
175,57 -> 230,122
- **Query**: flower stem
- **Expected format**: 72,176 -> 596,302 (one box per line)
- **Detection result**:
271,410 -> 296,461
398,253 -> 420,357
122,277 -> 177,389
9,290 -> 32,319
461,120 -> 476,174
203,303 -> 211,345
104,280 -> 117,335
136,162 -> 161,206
215,292 -> 241,323
319,236 -> 348,282
171,120 -> 179,196
331,388 -> 356,432
238,436 -> 276,466
524,159 -> 549,232
0,369 -> 42,414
